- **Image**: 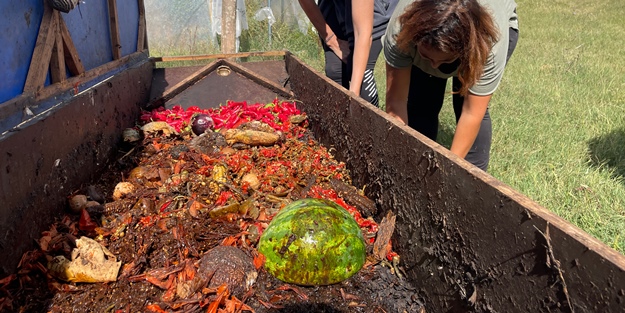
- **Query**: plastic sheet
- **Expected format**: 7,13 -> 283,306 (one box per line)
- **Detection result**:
254,7 -> 276,27
144,0 -> 311,54
211,0 -> 249,51
269,0 -> 311,34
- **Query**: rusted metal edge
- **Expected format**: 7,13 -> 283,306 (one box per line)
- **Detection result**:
37,50 -> 149,100
146,60 -> 223,109
219,59 -> 293,99
147,56 -> 293,109
151,50 -> 287,63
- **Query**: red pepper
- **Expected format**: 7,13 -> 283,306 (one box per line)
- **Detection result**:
78,208 -> 98,233
159,200 -> 172,213
141,100 -> 301,132
215,191 -> 233,206
145,304 -> 168,313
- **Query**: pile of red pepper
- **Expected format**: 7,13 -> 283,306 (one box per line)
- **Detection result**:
140,99 -> 395,259
140,99 -> 300,133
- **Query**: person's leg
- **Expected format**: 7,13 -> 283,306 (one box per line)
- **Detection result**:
507,28 -> 519,64
318,0 -> 349,88
451,27 -> 519,171
323,49 -> 349,89
355,39 -> 383,107
407,67 -> 447,140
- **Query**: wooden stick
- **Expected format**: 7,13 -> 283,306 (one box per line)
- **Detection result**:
36,51 -> 148,100
151,50 -> 287,63
59,11 -> 85,75
221,0 -> 237,54
136,0 -> 146,51
23,3 -> 58,94
107,0 -> 121,59
50,11 -> 66,84
534,224 -> 575,313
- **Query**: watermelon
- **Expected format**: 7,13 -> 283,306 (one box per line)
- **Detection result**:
258,198 -> 366,286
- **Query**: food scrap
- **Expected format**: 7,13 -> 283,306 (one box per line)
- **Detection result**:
0,100 -> 414,313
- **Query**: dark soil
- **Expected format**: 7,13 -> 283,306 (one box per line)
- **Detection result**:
0,114 -> 424,313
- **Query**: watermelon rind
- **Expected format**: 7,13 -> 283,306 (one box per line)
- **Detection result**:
258,198 -> 366,286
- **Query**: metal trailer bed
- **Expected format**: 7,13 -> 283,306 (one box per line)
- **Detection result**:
1,50 -> 623,312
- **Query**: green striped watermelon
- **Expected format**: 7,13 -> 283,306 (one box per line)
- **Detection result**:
258,198 -> 366,286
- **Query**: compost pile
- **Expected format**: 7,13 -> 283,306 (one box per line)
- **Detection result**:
0,100 -> 424,313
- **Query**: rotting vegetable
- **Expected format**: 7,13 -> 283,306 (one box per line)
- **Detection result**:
191,113 -> 214,136
258,198 -> 366,286
0,99 -> 406,313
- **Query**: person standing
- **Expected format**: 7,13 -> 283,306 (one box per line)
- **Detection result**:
298,0 -> 399,107
383,0 -> 519,171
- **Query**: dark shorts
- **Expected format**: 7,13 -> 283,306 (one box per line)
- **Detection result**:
322,39 -> 383,107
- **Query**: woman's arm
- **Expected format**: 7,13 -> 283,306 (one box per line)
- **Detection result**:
450,93 -> 491,158
385,64 -> 412,123
298,0 -> 350,61
348,0 -> 374,94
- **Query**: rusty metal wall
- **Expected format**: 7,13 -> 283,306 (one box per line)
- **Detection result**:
285,53 -> 625,312
0,60 -> 153,276
1,53 -> 624,310
149,59 -> 291,109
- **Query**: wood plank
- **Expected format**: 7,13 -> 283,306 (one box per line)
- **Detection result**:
59,16 -> 85,75
50,11 -> 66,84
221,0 -> 236,54
107,0 -> 122,59
23,4 -> 58,94
36,51 -> 148,100
143,27 -> 149,51
137,0 -> 146,51
152,50 -> 287,63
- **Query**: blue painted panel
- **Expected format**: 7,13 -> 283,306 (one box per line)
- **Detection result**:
118,0 -> 140,56
0,0 -> 43,104
63,1 -> 114,71
0,0 -> 140,104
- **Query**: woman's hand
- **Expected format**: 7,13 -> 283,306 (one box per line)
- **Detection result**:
450,93 -> 491,158
385,64 -> 411,123
325,36 -> 351,63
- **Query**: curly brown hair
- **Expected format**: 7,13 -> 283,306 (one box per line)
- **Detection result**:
396,0 -> 499,96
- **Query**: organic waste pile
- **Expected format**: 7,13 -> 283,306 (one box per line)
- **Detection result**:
0,100 -> 424,313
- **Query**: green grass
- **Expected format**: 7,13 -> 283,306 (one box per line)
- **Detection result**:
501,0 -> 625,250
439,0 -> 625,250
148,0 -> 625,252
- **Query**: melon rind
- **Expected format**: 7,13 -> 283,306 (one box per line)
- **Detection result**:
258,198 -> 366,286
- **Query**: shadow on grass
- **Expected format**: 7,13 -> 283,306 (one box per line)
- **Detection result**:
437,122 -> 455,150
588,127 -> 625,182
